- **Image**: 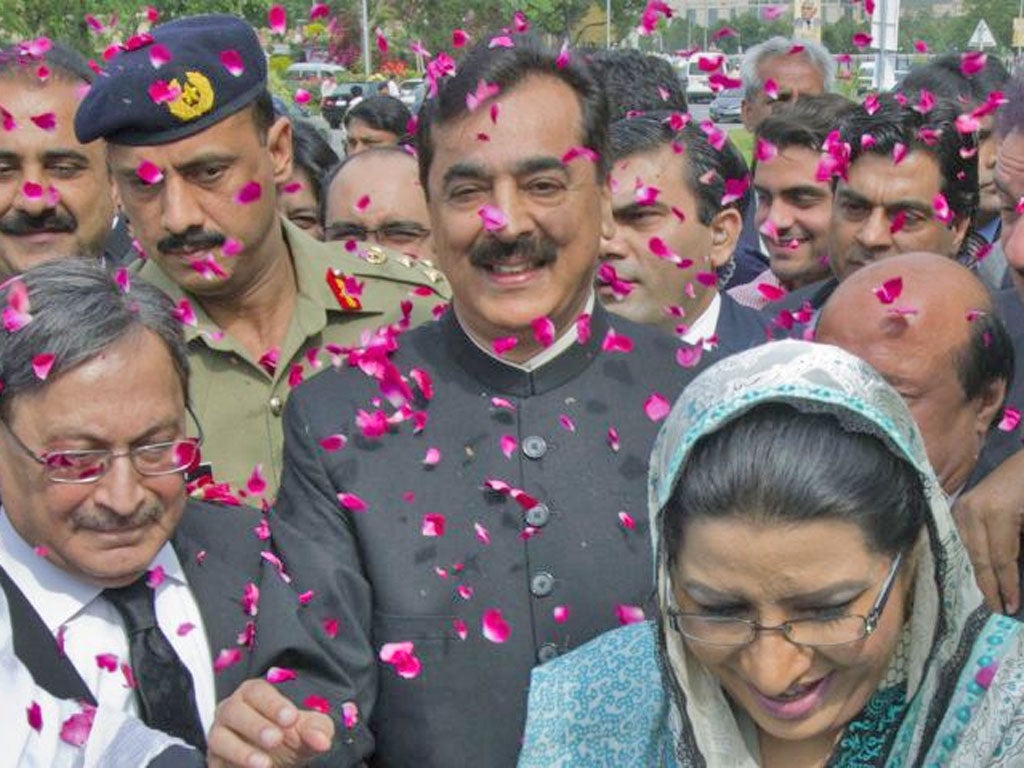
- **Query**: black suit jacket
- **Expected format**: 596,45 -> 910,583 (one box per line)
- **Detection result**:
271,305 -> 699,767
713,292 -> 772,357
1,499 -> 354,761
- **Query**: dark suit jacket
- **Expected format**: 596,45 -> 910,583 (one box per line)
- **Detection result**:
713,292 -> 772,357
271,305 -> 699,767
1,499 -> 354,761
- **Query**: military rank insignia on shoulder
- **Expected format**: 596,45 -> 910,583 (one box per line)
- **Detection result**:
325,268 -> 364,311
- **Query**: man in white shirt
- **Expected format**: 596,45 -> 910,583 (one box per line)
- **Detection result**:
599,113 -> 768,356
0,259 -> 344,766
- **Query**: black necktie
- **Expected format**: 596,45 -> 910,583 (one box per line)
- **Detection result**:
103,577 -> 208,751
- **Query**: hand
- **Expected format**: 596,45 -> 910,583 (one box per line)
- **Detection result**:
207,679 -> 334,768
953,452 -> 1024,615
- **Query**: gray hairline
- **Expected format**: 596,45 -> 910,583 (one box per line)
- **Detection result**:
740,36 -> 835,100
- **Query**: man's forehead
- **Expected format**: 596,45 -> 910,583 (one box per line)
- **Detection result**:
996,131 -> 1024,193
842,151 -> 941,198
758,55 -> 824,91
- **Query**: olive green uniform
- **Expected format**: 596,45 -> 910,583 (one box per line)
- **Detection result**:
139,218 -> 449,498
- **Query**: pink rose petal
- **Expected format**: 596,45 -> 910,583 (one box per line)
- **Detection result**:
148,44 -> 172,69
294,89 -> 312,105
644,392 -> 671,422
32,353 -> 55,380
135,160 -> 163,185
421,513 -> 445,537
268,5 -> 287,35
478,204 -> 507,231
338,492 -> 368,512
618,511 -> 636,530
677,345 -> 703,368
320,434 -> 348,451
616,604 -> 645,625
214,647 -> 244,672
235,181 -> 262,204
59,706 -> 96,747
500,434 -> 516,459
960,50 -> 986,77
493,336 -> 518,355
96,653 -> 118,672
30,112 -> 56,131
452,29 -> 469,47
474,522 -> 491,545
873,277 -> 903,305
266,666 -> 297,684
27,702 -> 42,732
601,329 -> 634,353
219,49 -> 245,77
379,641 -> 422,678
532,316 -> 555,348
482,608 -> 511,643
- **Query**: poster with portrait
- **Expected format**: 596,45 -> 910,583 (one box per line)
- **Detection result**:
793,0 -> 822,43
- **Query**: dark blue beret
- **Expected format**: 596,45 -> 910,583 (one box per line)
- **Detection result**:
74,14 -> 267,146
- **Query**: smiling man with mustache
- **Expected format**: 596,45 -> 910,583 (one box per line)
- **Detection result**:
73,15 -> 447,496
0,42 -> 123,279
267,32 -> 704,767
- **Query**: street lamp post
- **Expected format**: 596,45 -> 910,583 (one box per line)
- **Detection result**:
361,0 -> 371,78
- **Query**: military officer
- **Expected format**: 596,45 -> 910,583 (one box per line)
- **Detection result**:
74,15 -> 449,498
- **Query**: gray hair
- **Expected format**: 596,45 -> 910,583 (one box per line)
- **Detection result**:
0,260 -> 189,417
740,36 -> 835,101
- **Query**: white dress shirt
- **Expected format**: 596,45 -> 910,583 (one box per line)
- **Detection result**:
459,292 -> 597,372
0,510 -> 217,736
2,586 -> 195,768
681,292 -> 722,349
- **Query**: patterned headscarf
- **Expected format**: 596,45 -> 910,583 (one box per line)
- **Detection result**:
649,340 -> 1022,766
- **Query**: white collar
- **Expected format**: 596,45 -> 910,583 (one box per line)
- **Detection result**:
681,292 -> 722,348
0,506 -> 187,633
458,292 -> 596,373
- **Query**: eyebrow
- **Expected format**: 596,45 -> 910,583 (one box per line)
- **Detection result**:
441,155 -> 568,187
613,201 -> 667,217
681,579 -> 871,607
43,417 -> 183,447
836,187 -> 932,216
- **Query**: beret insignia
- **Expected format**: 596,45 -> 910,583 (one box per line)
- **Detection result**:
166,71 -> 215,122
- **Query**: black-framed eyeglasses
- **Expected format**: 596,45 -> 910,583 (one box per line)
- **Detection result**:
667,552 -> 903,648
0,406 -> 204,484
325,222 -> 431,247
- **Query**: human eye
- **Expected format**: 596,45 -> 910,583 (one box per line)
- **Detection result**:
446,183 -> 485,204
0,159 -> 19,179
326,224 -> 366,241
43,449 -> 109,481
47,159 -> 86,179
694,602 -> 750,619
755,189 -> 772,209
381,224 -> 428,244
288,213 -> 320,231
899,208 -> 929,229
527,176 -> 566,198
188,162 -> 228,185
837,197 -> 869,220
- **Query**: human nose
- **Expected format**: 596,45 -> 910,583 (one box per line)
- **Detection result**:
1003,219 -> 1024,271
737,628 -> 816,697
13,168 -> 53,216
599,223 -> 629,261
91,453 -> 147,517
855,206 -> 894,252
159,175 -> 205,235
490,181 -> 535,241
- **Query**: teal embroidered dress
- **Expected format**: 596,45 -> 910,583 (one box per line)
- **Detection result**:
520,341 -> 1024,767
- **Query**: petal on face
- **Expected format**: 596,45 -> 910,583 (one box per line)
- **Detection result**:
872,276 -> 904,305
235,181 -> 262,204
29,112 -> 55,131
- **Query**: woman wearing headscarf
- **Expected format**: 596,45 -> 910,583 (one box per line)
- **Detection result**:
519,340 -> 1024,767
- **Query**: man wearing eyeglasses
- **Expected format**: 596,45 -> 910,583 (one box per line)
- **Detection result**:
0,260 -> 348,766
322,146 -> 436,264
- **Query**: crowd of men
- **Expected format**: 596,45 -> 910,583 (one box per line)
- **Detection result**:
2,10 -> 1023,767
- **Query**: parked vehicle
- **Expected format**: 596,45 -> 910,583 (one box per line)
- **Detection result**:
709,87 -> 743,123
284,62 -> 345,85
321,81 -> 376,129
399,78 -> 424,108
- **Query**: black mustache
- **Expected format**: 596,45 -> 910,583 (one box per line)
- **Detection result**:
0,211 -> 76,236
157,229 -> 226,255
469,236 -> 558,268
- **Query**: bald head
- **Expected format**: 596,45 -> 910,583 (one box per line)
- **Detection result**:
323,147 -> 433,261
817,252 -> 1011,493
